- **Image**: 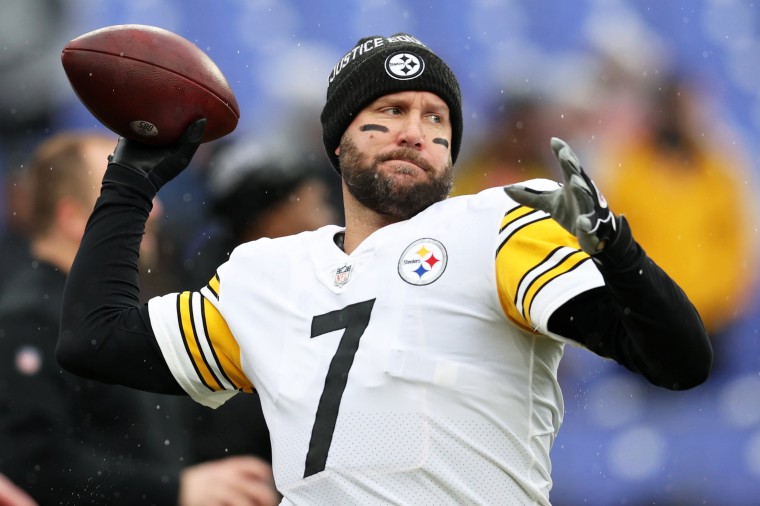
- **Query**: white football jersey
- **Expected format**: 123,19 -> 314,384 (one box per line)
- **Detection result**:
149,184 -> 605,505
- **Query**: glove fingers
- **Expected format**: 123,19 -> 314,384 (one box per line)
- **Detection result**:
569,177 -> 594,213
504,184 -> 555,214
552,137 -> 606,206
575,214 -> 594,234
179,118 -> 207,147
550,137 -> 584,183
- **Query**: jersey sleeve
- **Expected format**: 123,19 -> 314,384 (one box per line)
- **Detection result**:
148,273 -> 254,408
494,184 -> 605,336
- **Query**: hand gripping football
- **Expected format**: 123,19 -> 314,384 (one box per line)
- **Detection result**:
61,24 -> 240,146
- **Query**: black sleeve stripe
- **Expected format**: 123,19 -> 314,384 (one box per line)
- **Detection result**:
176,295 -> 216,392
525,256 -> 592,320
513,246 -> 566,306
498,203 -> 532,233
188,293 -> 226,391
496,212 -> 551,258
199,299 -> 241,391
206,273 -> 220,300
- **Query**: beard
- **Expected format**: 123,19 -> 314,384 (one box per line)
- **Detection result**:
338,137 -> 454,221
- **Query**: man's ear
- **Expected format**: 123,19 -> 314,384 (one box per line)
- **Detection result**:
334,146 -> 341,156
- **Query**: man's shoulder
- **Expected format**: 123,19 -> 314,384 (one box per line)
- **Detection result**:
439,180 -> 561,213
231,225 -> 342,258
423,186 -> 514,217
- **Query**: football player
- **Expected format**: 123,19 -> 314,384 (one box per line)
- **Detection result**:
57,33 -> 711,505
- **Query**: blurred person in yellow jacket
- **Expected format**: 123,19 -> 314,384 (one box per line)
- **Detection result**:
596,73 -> 757,343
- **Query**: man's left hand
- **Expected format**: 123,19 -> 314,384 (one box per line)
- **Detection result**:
504,137 -> 616,255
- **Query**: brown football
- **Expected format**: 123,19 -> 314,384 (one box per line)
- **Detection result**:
61,24 -> 240,146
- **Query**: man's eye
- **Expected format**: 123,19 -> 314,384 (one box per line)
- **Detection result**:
429,114 -> 442,123
384,107 -> 402,115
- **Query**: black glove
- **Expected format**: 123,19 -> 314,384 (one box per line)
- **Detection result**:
504,137 -> 616,254
107,118 -> 207,192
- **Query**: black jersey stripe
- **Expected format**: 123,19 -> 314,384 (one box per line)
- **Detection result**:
206,273 -> 220,299
513,246 -> 566,307
199,298 -> 240,391
518,249 -> 585,319
498,204 -> 532,233
525,256 -> 592,321
496,211 -> 551,258
187,293 -> 225,391
176,294 -> 215,392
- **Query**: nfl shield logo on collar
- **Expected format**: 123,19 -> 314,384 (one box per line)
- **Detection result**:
334,264 -> 353,288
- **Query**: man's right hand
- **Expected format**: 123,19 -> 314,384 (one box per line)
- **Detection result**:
179,455 -> 279,506
108,118 -> 207,192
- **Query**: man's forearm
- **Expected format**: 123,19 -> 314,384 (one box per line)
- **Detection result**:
549,216 -> 713,390
57,165 -> 183,394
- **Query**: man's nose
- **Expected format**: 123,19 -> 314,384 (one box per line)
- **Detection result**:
396,116 -> 424,149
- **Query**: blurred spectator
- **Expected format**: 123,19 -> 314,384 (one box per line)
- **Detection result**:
513,28 -> 760,504
594,72 -> 758,353
0,132 -> 278,506
177,138 -> 339,465
182,138 -> 339,288
0,165 -> 33,295
452,93 -> 560,196
0,0 -> 75,295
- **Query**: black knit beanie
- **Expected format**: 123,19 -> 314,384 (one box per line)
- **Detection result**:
320,33 -> 462,172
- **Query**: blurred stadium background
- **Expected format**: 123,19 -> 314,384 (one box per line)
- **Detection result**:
1,1 -> 759,504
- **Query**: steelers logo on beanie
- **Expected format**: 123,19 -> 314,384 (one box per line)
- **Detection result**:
320,33 -> 463,173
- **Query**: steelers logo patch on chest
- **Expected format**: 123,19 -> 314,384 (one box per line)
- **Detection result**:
398,238 -> 448,286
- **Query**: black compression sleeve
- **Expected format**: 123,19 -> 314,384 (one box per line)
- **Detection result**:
548,216 -> 713,390
57,164 -> 185,394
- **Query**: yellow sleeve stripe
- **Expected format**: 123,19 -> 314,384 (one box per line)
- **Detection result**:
177,292 -> 221,392
177,291 -> 255,392
497,208 -> 551,257
499,204 -> 543,233
495,204 -> 589,328
519,249 -> 590,322
206,273 -> 221,300
201,298 -> 254,393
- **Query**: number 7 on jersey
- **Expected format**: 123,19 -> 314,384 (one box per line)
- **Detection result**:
304,299 -> 376,477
